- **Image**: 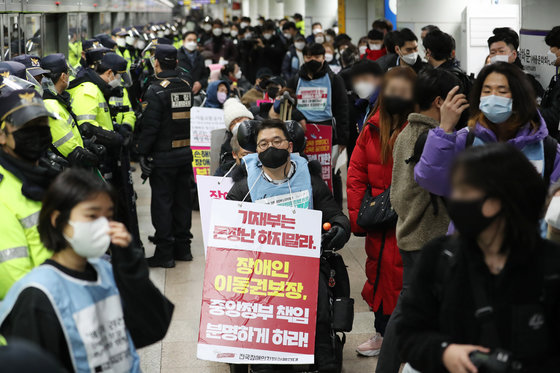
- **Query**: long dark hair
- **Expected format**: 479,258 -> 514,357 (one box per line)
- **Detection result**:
469,62 -> 538,130
38,169 -> 115,253
451,143 -> 546,252
370,66 -> 416,163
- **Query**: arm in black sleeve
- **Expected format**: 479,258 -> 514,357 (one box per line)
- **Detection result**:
136,86 -> 163,155
396,236 -> 452,373
0,288 -> 72,371
111,245 -> 174,348
67,147 -> 99,168
330,73 -> 349,145
79,122 -> 123,150
311,174 -> 350,240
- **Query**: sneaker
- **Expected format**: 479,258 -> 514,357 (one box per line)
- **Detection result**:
356,333 -> 383,357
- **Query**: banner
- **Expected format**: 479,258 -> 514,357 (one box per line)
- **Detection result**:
190,107 -> 225,179
198,200 -> 322,364
304,124 -> 333,191
519,29 -> 558,91
196,175 -> 234,256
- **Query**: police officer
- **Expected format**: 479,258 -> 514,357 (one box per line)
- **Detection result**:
112,27 -> 133,70
0,88 -> 54,299
11,54 -> 50,85
137,44 -> 194,268
41,53 -> 103,167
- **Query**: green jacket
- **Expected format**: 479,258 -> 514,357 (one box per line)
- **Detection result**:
0,165 -> 51,299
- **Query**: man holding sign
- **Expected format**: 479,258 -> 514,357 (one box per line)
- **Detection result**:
226,119 -> 351,372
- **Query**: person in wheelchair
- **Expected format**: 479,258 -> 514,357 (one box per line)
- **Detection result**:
226,119 -> 352,373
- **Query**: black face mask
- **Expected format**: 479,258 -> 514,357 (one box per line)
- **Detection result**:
384,96 -> 414,115
267,86 -> 279,99
446,196 -> 499,239
258,147 -> 290,169
305,59 -> 323,74
11,126 -> 52,162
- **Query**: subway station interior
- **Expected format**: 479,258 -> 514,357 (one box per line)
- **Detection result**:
1,0 -> 560,372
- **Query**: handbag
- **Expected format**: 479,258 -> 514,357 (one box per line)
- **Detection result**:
356,186 -> 397,231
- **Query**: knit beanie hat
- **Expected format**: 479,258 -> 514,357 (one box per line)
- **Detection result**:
223,98 -> 254,130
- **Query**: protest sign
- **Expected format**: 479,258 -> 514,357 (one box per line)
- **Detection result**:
190,107 -> 225,179
196,175 -> 234,256
198,200 -> 322,365
304,124 -> 333,191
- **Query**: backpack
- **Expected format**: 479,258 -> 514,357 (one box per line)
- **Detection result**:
406,130 -> 558,215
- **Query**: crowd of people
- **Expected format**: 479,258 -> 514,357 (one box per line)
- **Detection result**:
0,10 -> 560,373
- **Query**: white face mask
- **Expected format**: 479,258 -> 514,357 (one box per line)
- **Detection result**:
230,30 -> 239,37
203,24 -> 212,32
326,36 -> 333,43
283,33 -> 292,40
546,196 -> 560,229
547,50 -> 558,64
157,31 -> 165,38
312,28 -> 322,35
125,36 -> 135,46
186,22 -> 196,31
185,41 -> 197,51
240,22 -> 248,29
353,81 -> 376,99
224,27 -> 231,34
400,51 -> 418,65
181,27 -> 188,34
108,74 -> 121,88
116,37 -> 126,48
263,33 -> 272,40
359,45 -> 367,55
63,217 -> 111,259
244,33 -> 253,40
136,40 -> 146,50
369,43 -> 382,50
315,36 -> 325,44
204,59 -> 213,67
490,54 -> 510,64
213,28 -> 223,37
325,53 -> 334,62
295,41 -> 305,50
235,70 -> 242,79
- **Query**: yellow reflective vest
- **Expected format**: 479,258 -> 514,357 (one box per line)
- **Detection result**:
68,41 -> 82,69
68,81 -> 114,131
0,164 -> 51,299
43,98 -> 84,157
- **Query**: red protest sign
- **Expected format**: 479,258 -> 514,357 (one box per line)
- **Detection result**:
198,200 -> 322,365
304,124 -> 333,191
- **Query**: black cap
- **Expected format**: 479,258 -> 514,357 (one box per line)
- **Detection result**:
153,37 -> 172,46
155,44 -> 177,63
0,61 -> 27,79
112,27 -> 128,36
41,53 -> 69,74
82,38 -> 102,51
99,53 -> 127,74
268,76 -> 286,87
85,47 -> 111,66
95,34 -> 117,49
0,88 -> 53,128
12,54 -> 50,76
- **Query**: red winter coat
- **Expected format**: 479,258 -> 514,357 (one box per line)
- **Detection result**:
347,110 -> 403,315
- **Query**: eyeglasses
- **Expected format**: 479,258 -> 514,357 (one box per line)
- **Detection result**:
257,137 -> 288,151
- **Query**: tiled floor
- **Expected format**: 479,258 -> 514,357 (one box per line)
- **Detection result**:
134,168 -> 381,372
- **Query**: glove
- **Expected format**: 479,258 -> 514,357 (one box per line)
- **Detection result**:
67,147 -> 99,168
139,156 -> 153,180
321,225 -> 347,252
88,142 -> 107,159
115,123 -> 133,148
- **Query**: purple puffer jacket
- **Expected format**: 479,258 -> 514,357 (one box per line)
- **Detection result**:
414,116 -> 560,197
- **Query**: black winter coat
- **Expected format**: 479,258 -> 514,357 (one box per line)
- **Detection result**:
226,160 -> 351,238
177,47 -> 209,89
397,236 -> 560,373
541,74 -> 560,139
288,62 -> 349,145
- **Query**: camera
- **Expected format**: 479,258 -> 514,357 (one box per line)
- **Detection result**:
469,349 -> 521,373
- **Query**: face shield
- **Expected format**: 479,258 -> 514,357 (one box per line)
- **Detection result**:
41,75 -> 57,95
0,74 -> 36,94
119,70 -> 133,88
25,70 -> 43,96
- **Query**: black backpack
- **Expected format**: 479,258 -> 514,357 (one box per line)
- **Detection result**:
406,130 -> 559,215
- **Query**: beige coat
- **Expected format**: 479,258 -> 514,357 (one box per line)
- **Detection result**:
390,113 -> 450,251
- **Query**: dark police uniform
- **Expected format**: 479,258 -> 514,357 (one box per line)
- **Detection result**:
137,44 -> 193,268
